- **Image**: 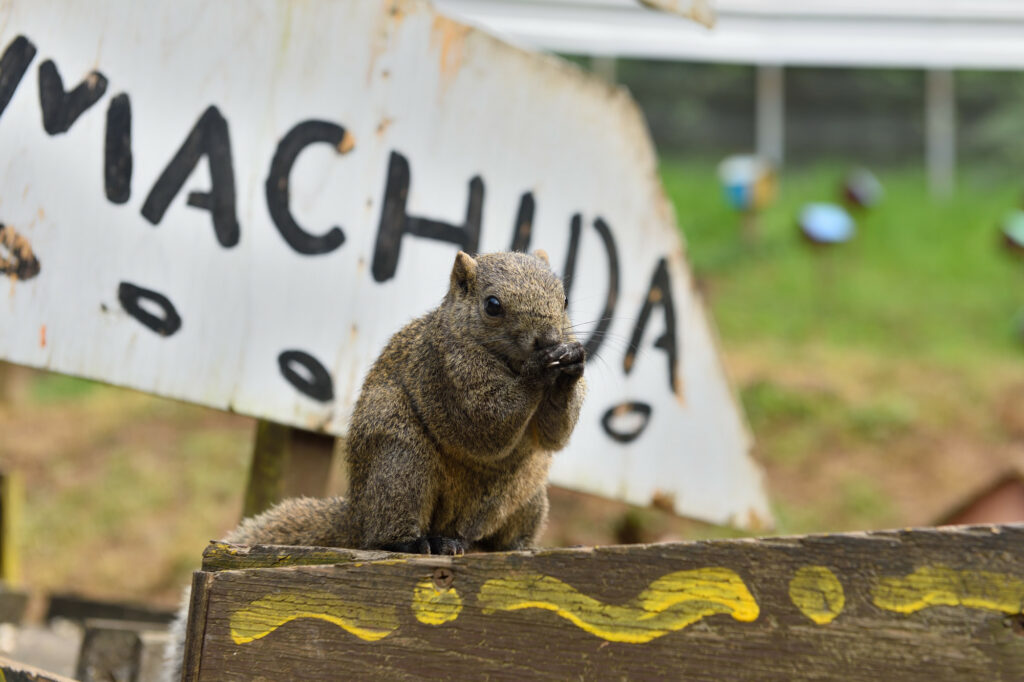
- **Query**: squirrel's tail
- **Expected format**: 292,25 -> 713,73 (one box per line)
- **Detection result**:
161,585 -> 191,682
225,495 -> 354,547
162,495 -> 355,679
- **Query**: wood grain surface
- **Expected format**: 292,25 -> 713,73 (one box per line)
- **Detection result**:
186,525 -> 1024,681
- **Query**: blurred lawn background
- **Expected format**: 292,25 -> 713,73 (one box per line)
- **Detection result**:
1,159 -> 1022,607
660,159 -> 1024,536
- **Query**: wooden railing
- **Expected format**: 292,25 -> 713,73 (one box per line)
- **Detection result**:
182,524 -> 1024,680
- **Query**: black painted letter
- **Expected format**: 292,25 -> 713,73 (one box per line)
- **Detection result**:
624,257 -> 680,395
601,402 -> 652,444
508,192 -> 535,252
141,106 -> 239,248
372,151 -> 482,282
278,350 -> 334,402
118,282 -> 182,336
266,120 -> 347,255
0,36 -> 37,121
38,60 -> 108,135
561,215 -> 620,358
104,93 -> 132,204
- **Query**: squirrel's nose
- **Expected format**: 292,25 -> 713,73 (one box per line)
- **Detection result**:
533,329 -> 561,350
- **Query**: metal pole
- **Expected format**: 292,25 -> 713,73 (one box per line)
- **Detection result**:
926,69 -> 956,198
756,65 -> 785,165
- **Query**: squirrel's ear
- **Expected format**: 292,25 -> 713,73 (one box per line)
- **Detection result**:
451,251 -> 477,293
533,249 -> 550,266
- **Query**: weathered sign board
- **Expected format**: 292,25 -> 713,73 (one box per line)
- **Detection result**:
0,0 -> 769,527
185,525 -> 1024,680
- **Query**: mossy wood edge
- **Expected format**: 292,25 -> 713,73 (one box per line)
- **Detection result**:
202,542 -> 402,572
186,524 -> 1024,681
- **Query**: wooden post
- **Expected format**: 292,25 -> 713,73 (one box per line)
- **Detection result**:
184,525 -> 1024,680
0,471 -> 22,585
75,619 -> 170,682
282,428 -> 337,500
926,68 -> 956,198
242,421 -> 336,519
756,64 -> 785,166
242,421 -> 289,518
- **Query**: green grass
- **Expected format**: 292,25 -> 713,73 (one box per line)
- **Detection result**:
29,373 -> 99,404
661,159 -> 1024,364
660,159 -> 1024,536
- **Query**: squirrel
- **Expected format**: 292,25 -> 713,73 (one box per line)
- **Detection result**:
163,250 -> 585,678
229,249 -> 586,553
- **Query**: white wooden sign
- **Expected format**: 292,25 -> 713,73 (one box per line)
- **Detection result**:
0,0 -> 771,528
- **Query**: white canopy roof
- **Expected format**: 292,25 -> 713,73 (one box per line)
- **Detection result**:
434,0 -> 1024,69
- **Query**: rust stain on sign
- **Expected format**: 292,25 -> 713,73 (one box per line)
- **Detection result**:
431,15 -> 469,82
0,224 -> 41,280
672,354 -> 686,406
338,130 -> 356,154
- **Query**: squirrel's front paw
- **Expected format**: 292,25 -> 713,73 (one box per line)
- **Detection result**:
541,341 -> 586,378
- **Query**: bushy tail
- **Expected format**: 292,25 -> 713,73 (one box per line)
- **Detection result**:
162,495 -> 354,679
161,585 -> 191,682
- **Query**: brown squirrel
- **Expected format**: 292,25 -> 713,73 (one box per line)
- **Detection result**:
226,249 -> 586,553
164,250 -> 585,680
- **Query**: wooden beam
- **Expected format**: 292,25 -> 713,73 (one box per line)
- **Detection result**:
926,68 -> 956,197
184,525 -> 1024,680
44,594 -> 174,625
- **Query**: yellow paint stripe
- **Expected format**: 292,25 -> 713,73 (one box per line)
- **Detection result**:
230,591 -> 399,644
479,568 -> 758,643
872,565 -> 1024,615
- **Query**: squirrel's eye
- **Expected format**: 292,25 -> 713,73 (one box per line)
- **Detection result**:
564,296 -> 569,310
484,295 -> 503,317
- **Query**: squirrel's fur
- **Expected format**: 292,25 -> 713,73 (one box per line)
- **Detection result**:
163,250 -> 585,678
229,249 -> 586,553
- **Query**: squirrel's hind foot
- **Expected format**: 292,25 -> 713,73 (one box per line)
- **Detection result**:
381,536 -> 466,555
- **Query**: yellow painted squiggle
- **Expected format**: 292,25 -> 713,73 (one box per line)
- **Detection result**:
478,568 -> 759,643
872,565 -> 1024,615
230,590 -> 399,644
